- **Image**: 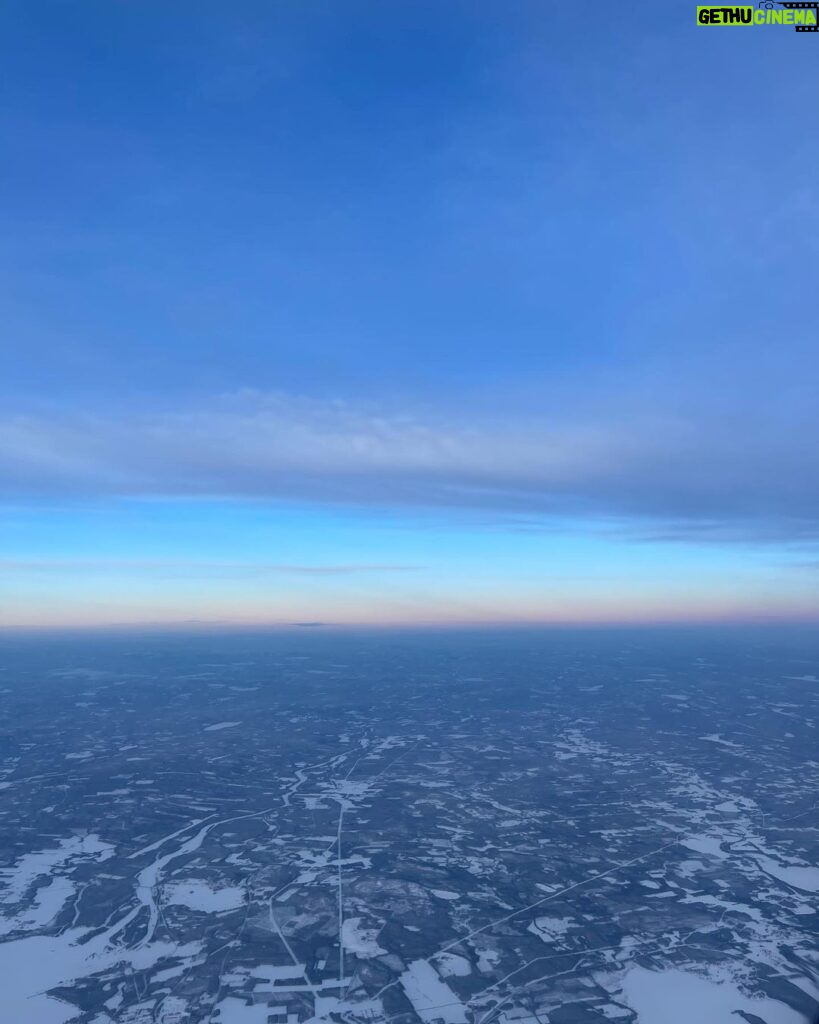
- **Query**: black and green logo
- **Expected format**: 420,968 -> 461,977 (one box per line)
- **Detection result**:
697,2 -> 818,29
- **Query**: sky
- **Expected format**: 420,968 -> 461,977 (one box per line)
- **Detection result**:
1,0 -> 818,628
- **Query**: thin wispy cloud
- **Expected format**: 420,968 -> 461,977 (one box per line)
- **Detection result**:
2,385 -> 817,542
0,558 -> 421,577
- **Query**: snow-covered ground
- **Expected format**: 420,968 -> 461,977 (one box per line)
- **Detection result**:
340,916 -> 385,957
527,915 -> 573,941
399,959 -> 467,1024
213,996 -> 283,1022
0,925 -> 200,1023
163,879 -> 245,912
620,965 -> 806,1024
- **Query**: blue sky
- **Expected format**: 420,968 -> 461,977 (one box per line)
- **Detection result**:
1,1 -> 818,626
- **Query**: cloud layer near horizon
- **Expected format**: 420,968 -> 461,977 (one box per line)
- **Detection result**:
3,386 -> 817,543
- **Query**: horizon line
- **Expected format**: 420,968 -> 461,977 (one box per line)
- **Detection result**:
2,614 -> 818,636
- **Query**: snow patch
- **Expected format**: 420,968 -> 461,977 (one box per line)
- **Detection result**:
620,965 -> 804,1023
341,916 -> 386,958
163,880 -> 245,913
400,959 -> 467,1024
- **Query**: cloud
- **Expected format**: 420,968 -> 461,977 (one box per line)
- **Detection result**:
0,558 -> 421,578
1,385 -> 817,542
